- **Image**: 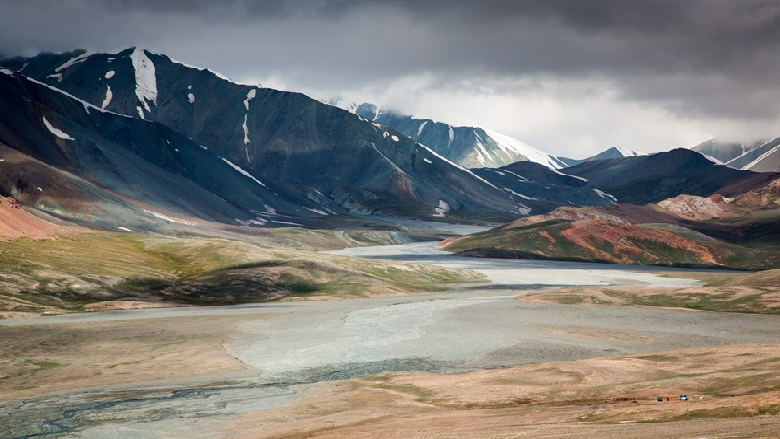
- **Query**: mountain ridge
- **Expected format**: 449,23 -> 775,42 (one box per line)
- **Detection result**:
325,99 -> 568,170
1,48 -> 544,222
690,137 -> 780,172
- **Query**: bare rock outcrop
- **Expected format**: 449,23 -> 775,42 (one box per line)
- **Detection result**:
656,194 -> 737,220
734,177 -> 780,208
500,206 -> 625,230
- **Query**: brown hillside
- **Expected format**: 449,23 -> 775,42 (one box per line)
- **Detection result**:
0,198 -> 58,241
560,220 -> 720,265
656,194 -> 740,220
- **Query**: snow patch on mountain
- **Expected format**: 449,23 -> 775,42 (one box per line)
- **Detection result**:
47,73 -> 62,82
241,89 -> 257,161
188,93 -> 195,103
699,153 -> 725,165
243,88 -> 256,110
105,70 -> 115,79
143,209 -> 195,226
305,207 -> 331,216
744,144 -> 780,170
416,121 -> 427,137
483,128 -> 564,170
236,217 -> 268,227
42,116 -> 74,140
130,47 -> 157,115
473,131 -> 492,166
550,168 -> 586,181
325,97 -> 360,114
593,189 -> 618,203
26,75 -> 132,118
221,158 -> 266,187
417,143 -> 503,191
55,51 -> 91,73
501,186 -> 538,201
502,169 -> 529,182
242,114 -> 250,145
432,199 -> 450,217
102,86 -> 112,110
614,146 -> 640,157
369,143 -> 406,174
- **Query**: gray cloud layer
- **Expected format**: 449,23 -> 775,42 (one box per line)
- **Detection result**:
2,0 -> 780,155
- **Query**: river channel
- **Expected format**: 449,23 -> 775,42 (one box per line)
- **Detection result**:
3,241 -> 778,438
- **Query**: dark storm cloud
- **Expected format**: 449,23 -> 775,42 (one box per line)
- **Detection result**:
1,0 -> 780,135
4,0 -> 779,75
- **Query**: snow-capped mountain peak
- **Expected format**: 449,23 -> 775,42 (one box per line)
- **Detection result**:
613,146 -> 640,157
691,137 -> 780,172
325,99 -> 566,170
481,128 -> 567,170
325,97 -> 359,114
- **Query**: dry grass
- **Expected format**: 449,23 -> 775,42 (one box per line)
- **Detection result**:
223,342 -> 780,438
0,231 -> 483,319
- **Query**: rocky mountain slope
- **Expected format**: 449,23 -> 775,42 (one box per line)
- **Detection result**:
0,49 -> 542,222
0,68 -> 322,229
690,139 -> 757,163
725,138 -> 780,172
558,146 -> 642,167
327,100 -> 568,169
691,137 -> 780,172
2,48 -> 777,227
469,160 -> 616,214
564,148 -> 761,204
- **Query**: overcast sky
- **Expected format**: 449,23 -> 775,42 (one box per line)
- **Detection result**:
2,0 -> 780,158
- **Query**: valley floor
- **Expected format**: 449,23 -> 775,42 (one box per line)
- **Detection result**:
2,241 -> 780,438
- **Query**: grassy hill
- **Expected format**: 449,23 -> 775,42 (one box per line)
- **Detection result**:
0,228 -> 483,319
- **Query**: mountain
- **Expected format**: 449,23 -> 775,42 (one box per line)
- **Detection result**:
690,138 -> 780,172
558,146 -> 642,167
1,48 -> 541,221
442,175 -> 780,270
564,148 -> 761,204
326,100 -> 568,169
470,161 -> 616,214
724,138 -> 780,172
691,139 -> 757,163
0,67 -> 321,229
585,146 -> 641,161
4,48 -> 769,227
443,216 -> 780,270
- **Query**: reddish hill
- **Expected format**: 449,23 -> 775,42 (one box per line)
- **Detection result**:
444,218 -> 779,269
0,197 -> 58,240
444,175 -> 780,270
